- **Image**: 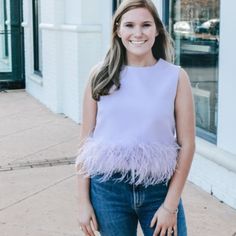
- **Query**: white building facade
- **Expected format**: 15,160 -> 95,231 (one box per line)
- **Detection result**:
21,0 -> 236,209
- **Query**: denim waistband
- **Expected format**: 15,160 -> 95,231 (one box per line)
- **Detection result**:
91,171 -> 169,187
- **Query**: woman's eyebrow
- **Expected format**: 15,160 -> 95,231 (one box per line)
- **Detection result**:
123,20 -> 154,24
143,20 -> 154,23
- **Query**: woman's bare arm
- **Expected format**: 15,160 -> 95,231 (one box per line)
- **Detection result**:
76,72 -> 99,236
164,68 -> 196,211
151,68 -> 195,236
76,76 -> 97,202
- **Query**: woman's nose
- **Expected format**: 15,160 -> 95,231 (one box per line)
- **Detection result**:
133,26 -> 143,37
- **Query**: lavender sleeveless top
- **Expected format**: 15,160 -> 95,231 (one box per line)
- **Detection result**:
75,59 -> 181,186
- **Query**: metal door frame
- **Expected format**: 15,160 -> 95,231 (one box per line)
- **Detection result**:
0,0 -> 25,90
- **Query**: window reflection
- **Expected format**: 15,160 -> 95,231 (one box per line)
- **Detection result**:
32,0 -> 42,75
0,0 -> 12,73
170,0 -> 220,143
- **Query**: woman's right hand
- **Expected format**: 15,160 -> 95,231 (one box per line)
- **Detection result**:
78,200 -> 99,236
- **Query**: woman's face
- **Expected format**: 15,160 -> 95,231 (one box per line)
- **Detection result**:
117,7 -> 158,61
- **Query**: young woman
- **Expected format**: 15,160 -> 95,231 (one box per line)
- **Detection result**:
75,0 -> 195,236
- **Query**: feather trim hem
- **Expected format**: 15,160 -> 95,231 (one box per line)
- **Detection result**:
75,138 -> 180,187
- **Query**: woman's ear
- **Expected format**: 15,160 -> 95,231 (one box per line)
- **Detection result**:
116,22 -> 121,38
155,30 -> 159,37
117,29 -> 121,38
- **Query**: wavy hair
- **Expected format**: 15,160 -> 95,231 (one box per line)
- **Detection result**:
91,0 -> 174,101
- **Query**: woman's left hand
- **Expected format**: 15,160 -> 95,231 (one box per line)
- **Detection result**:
150,204 -> 177,236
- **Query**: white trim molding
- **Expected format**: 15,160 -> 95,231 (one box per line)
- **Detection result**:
39,23 -> 102,33
196,137 -> 236,173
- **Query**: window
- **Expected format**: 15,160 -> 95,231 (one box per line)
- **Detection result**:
169,0 -> 220,143
0,0 -> 12,72
2,0 -> 8,58
112,0 -> 123,14
32,0 -> 42,75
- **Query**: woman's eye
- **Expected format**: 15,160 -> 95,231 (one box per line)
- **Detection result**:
125,24 -> 133,28
143,24 -> 151,27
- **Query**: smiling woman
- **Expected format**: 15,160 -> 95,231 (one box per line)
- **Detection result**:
75,1 -> 195,236
88,0 -> 174,101
117,8 -> 158,65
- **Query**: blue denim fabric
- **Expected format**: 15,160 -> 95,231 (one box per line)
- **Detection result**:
90,173 -> 187,236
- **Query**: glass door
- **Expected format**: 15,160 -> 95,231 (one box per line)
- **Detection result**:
0,0 -> 12,73
0,0 -> 24,89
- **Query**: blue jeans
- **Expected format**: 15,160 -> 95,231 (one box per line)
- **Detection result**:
90,173 -> 187,236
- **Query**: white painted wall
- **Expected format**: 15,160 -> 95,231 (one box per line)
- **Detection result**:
153,0 -> 163,20
189,151 -> 236,209
23,0 -> 112,123
217,0 -> 236,155
64,0 -> 82,24
190,138 -> 236,209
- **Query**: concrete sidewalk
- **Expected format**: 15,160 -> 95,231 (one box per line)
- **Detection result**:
0,90 -> 236,236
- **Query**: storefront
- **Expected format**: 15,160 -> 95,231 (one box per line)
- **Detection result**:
163,0 -> 236,209
23,0 -> 236,208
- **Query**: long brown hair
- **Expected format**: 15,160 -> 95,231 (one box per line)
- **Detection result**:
91,0 -> 174,101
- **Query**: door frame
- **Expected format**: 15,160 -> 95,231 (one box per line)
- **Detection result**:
0,0 -> 25,90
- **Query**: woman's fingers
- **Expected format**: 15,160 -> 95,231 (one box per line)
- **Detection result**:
85,224 -> 96,236
91,213 -> 99,231
79,219 -> 97,236
80,225 -> 90,235
153,223 -> 177,236
153,223 -> 161,236
158,227 -> 168,236
80,224 -> 95,236
150,213 -> 157,228
173,225 -> 178,236
167,227 -> 173,236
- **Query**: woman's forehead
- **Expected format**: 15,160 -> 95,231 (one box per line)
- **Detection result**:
120,8 -> 154,22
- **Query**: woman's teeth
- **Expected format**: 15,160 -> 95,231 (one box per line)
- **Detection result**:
130,40 -> 146,45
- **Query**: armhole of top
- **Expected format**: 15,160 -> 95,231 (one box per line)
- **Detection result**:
173,65 -> 182,130
174,65 -> 182,102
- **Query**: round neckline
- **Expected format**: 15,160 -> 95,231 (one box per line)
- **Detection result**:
123,58 -> 163,70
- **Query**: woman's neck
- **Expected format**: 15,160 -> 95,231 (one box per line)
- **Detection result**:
126,55 -> 157,67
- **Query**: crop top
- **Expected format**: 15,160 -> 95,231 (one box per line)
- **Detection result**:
75,58 -> 181,186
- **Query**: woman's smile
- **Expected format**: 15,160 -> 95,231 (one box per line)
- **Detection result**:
129,40 -> 148,46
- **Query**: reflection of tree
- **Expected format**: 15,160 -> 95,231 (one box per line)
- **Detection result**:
174,0 -> 220,22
